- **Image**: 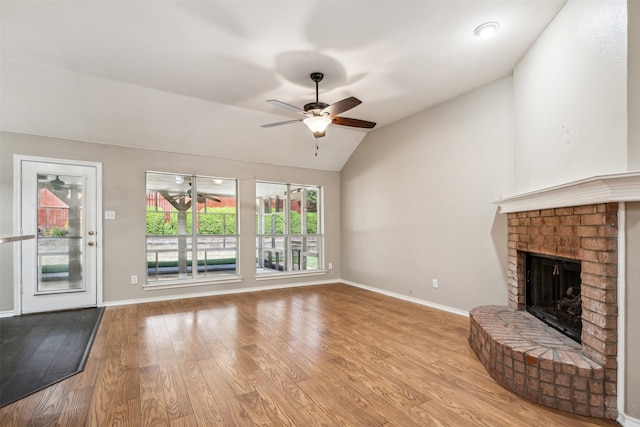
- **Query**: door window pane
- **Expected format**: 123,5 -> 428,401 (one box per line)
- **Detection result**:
37,174 -> 85,292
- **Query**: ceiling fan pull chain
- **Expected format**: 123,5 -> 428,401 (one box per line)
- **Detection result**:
315,139 -> 319,157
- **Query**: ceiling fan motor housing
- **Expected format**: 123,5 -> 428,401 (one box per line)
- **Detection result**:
304,102 -> 329,114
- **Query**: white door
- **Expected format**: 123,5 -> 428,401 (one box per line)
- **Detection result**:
19,159 -> 100,313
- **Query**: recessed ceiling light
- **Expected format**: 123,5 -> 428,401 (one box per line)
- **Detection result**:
474,22 -> 500,39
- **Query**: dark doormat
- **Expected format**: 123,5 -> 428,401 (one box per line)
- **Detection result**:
0,306 -> 104,408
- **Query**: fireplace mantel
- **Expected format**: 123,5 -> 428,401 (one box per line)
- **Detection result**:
494,171 -> 640,213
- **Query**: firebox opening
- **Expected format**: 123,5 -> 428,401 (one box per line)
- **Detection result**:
525,253 -> 582,343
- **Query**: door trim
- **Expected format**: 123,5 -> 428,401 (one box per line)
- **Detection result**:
13,155 -> 103,315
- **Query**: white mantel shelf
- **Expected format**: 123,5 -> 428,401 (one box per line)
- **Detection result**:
494,171 -> 640,213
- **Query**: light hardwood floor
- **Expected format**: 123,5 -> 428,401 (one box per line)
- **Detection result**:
0,284 -> 619,426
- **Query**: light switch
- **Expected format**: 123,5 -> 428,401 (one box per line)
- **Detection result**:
105,211 -> 116,220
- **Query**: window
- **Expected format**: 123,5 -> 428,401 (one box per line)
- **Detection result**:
146,172 -> 238,285
256,182 -> 322,275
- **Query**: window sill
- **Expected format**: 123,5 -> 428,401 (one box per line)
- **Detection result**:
255,270 -> 327,281
143,275 -> 243,291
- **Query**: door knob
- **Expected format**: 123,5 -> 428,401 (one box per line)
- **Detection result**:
88,231 -> 95,235
88,241 -> 95,246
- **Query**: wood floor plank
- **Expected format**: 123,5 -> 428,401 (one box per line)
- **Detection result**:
56,387 -> 93,427
156,348 -> 194,421
0,283 -> 620,426
197,357 -> 251,425
139,365 -> 169,427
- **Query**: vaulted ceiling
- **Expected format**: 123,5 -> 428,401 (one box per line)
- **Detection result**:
0,1 -> 566,171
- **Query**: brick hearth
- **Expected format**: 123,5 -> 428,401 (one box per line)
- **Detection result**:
469,203 -> 618,419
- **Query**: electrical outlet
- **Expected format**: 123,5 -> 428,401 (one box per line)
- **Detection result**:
328,262 -> 333,269
131,275 -> 138,285
432,279 -> 438,288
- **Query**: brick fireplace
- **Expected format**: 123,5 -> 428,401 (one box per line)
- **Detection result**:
468,172 -> 640,421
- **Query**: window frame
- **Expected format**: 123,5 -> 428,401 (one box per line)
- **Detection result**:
145,172 -> 240,289
256,181 -> 324,278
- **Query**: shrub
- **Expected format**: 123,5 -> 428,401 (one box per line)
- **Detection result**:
147,207 -> 237,235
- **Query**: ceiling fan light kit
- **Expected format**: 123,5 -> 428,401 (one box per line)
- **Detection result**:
262,72 -> 376,143
303,116 -> 332,138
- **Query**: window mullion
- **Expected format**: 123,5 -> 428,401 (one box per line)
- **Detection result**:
191,175 -> 197,279
285,185 -> 291,272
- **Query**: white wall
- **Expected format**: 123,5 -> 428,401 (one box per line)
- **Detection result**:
0,132 -> 341,312
630,0 -> 640,170
341,77 -> 514,312
626,202 -> 640,420
626,1 -> 640,419
513,0 -> 628,193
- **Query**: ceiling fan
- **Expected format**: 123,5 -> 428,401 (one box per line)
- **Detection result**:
262,72 -> 376,138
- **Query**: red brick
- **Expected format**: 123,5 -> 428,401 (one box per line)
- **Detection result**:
601,225 -> 618,238
504,367 -> 513,380
574,205 -> 597,214
581,285 -> 617,304
542,395 -> 556,407
556,386 -> 571,400
581,274 -> 617,290
589,393 -> 604,407
572,376 -> 588,391
515,372 -> 525,385
526,377 -> 540,390
557,399 -> 573,412
559,236 -> 580,248
555,373 -> 571,387
556,207 -> 574,216
589,379 -> 604,394
582,298 -> 617,316
605,381 -> 617,395
562,215 -> 581,225
573,390 -> 588,404
581,237 -> 617,251
574,403 -> 590,416
581,214 -> 605,226
540,235 -> 562,246
540,369 -> 554,383
577,225 -> 602,237
557,225 -> 576,236
526,388 -> 540,402
540,382 -> 555,396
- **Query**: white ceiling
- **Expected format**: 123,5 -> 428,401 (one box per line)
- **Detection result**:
0,0 -> 567,171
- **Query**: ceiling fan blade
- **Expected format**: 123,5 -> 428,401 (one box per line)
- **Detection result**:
266,100 -> 307,115
322,97 -> 362,117
261,119 -> 302,128
332,116 -> 377,129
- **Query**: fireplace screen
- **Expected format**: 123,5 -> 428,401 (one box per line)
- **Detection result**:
525,253 -> 582,343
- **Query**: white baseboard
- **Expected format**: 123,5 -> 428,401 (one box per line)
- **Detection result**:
103,279 -> 469,319
341,280 -> 469,317
103,278 -> 342,307
0,310 -> 15,318
620,413 -> 640,427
